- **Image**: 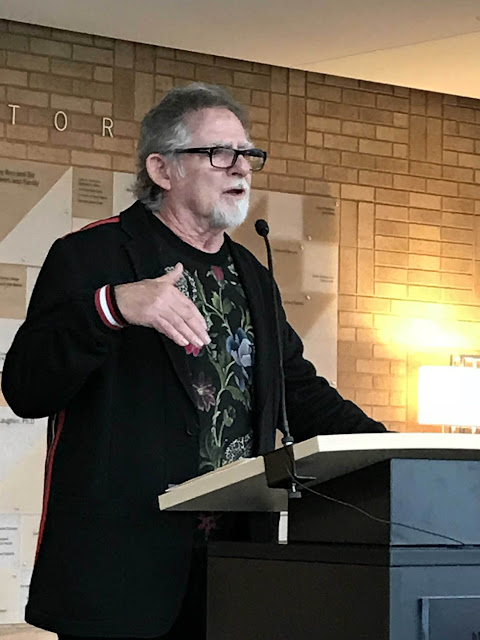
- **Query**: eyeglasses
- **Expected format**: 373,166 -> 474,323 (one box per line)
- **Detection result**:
174,146 -> 267,171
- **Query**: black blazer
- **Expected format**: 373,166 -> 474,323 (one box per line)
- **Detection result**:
2,201 -> 384,636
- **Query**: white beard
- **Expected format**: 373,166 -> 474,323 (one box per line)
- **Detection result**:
210,191 -> 250,229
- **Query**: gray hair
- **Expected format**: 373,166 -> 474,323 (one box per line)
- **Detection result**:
133,83 -> 249,212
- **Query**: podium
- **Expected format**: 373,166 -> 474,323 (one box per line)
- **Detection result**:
159,433 -> 480,639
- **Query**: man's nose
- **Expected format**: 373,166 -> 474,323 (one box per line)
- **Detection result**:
230,153 -> 251,176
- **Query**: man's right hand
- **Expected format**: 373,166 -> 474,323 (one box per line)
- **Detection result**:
114,263 -> 210,348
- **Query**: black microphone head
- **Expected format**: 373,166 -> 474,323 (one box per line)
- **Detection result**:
255,218 -> 269,237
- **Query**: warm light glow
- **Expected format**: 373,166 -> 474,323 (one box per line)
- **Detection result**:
392,318 -> 463,350
418,366 -> 480,427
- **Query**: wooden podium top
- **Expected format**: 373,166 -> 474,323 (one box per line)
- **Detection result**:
158,432 -> 480,512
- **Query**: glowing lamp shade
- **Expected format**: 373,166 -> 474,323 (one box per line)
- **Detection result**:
418,365 -> 480,427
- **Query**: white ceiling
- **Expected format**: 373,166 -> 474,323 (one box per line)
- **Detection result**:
3,0 -> 480,98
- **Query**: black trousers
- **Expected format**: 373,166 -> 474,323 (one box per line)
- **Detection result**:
57,548 -> 207,640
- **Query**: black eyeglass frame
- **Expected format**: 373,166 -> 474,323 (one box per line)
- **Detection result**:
173,146 -> 267,171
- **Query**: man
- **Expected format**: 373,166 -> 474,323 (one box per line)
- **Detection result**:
2,83 -> 385,640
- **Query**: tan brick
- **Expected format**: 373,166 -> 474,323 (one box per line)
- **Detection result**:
408,269 -> 440,286
408,208 -> 441,225
0,33 -> 29,52
6,123 -> 47,143
307,115 -> 340,133
305,131 -> 323,147
444,135 -> 474,153
441,242 -> 473,259
93,35 -> 114,49
270,142 -> 304,160
93,135 -> 134,155
271,67 -> 287,93
357,359 -> 391,374
71,149 -> 111,168
373,375 -> 406,391
304,180 -> 339,197
376,125 -> 408,143
337,372 -> 373,389
0,68 -> 27,86
305,148 -> 340,165
251,172 -> 268,190
409,238 -> 440,255
341,184 -> 374,201
342,121 -> 376,138
408,254 -> 440,270
441,272 -> 472,288
359,170 -> 392,187
441,257 -> 472,273
338,294 -> 356,311
375,265 -> 407,283
390,391 -> 407,406
51,59 -> 93,79
459,122 -> 480,139
375,250 -> 408,267
7,51 -> 48,72
287,160 -> 322,179
393,143 -> 408,158
426,118 -> 442,163
51,94 -> 92,114
341,151 -> 376,169
459,183 -> 480,199
268,174 -> 304,192
93,101 -> 112,117
338,341 -> 373,359
442,211 -> 474,228
339,200 -> 358,247
0,139 -> 26,158
375,282 -> 407,297
376,219 -> 408,237
307,83 -> 341,101
342,89 -> 375,107
215,56 -> 251,71
51,28 -> 93,46
374,191 -> 406,208
393,112 -> 409,127
376,95 -> 409,112
7,22 -> 46,36
288,96 -> 305,144
135,44 -> 155,72
425,179 -> 457,197
359,107 -> 394,125
27,145 -> 70,163
326,75 -> 359,89
30,37 -> 71,58
134,72 -> 154,122
306,99 -> 324,116
442,166 -> 474,182
325,165 -> 357,183
443,150 -> 458,165
325,102 -> 359,120
458,153 -> 480,169
410,161 -> 442,178
409,223 -> 441,241
114,41 -> 134,68
375,236 -> 408,252
391,360 -> 407,376
358,202 -> 374,248
375,157 -> 408,174
441,227 -> 472,244
288,69 -> 305,96
409,192 -> 441,209
233,71 -> 266,91
73,44 -> 113,65
50,130 -> 92,148
251,122 -> 269,139
268,93 -> 287,141
72,79 -> 113,101
358,248 -> 374,295
375,204 -> 408,220
6,87 -> 48,107
263,158 -> 287,174
196,65 -> 233,85
29,72 -> 73,93
324,134 -> 358,151
443,104 -> 476,122
356,389 -> 389,405
339,247 -> 357,294
359,139 -> 391,156
69,114 -> 101,132
339,311 -> 373,328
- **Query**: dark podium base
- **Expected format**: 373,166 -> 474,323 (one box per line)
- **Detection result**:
207,542 -> 480,640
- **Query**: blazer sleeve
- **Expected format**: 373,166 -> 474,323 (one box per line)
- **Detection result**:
1,237 -> 125,418
281,305 -> 386,441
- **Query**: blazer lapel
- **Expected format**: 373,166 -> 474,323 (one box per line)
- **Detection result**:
119,203 -> 197,409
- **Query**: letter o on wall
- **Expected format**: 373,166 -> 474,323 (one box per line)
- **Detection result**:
54,111 -> 68,132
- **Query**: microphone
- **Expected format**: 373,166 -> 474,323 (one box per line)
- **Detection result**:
255,219 -> 314,498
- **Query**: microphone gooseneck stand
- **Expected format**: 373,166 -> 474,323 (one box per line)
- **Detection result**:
255,219 -> 315,499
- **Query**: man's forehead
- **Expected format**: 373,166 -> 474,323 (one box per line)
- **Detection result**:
186,107 -> 250,145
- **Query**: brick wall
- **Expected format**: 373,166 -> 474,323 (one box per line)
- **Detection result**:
1,19 -> 480,431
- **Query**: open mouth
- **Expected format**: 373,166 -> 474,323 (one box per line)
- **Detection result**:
224,187 -> 245,196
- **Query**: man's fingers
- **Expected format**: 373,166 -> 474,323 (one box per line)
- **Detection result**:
154,316 -> 207,349
158,262 -> 183,284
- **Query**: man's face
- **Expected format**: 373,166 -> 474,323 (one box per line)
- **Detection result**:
167,107 -> 253,229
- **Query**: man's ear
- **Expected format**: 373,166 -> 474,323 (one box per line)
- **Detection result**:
145,153 -> 172,191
